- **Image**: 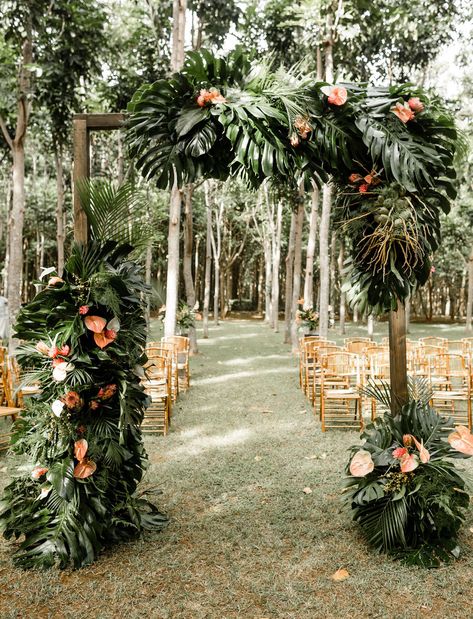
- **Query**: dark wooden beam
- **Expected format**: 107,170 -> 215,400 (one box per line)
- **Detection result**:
73,113 -> 126,130
73,117 -> 90,244
389,301 -> 409,414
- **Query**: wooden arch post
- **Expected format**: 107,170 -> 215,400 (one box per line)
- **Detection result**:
389,301 -> 409,414
72,113 -> 125,242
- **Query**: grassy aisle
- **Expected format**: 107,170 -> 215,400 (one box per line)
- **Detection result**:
1,319 -> 473,619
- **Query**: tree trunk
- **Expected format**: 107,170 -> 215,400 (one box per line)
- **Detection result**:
367,314 -> 374,339
144,244 -> 152,326
164,185 -> 181,337
329,231 -> 337,328
270,200 -> 283,331
466,248 -> 473,332
290,197 -> 305,351
405,296 -> 411,333
54,145 -> 65,276
318,183 -> 332,338
303,188 -> 318,310
203,197 -> 212,338
183,185 -> 198,353
257,255 -> 264,315
171,0 -> 187,72
338,242 -> 346,334
263,237 -> 272,324
284,210 -> 296,344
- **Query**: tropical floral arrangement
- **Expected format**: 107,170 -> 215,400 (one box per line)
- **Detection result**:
158,301 -> 197,333
345,386 -> 472,567
0,182 -> 166,569
127,49 -> 457,314
296,300 -> 319,333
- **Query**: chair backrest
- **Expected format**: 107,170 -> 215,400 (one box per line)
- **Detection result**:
144,355 -> 169,381
346,340 -> 370,354
161,335 -> 190,353
419,336 -> 447,350
344,337 -> 371,346
323,352 -> 361,382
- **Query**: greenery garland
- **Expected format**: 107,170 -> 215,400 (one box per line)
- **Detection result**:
0,193 -> 167,568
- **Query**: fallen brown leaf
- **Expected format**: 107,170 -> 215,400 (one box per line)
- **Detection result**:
331,568 -> 349,582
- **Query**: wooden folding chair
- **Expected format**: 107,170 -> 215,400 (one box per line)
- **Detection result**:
161,336 -> 190,391
0,352 -> 22,451
320,352 -> 364,431
147,343 -> 179,403
419,336 -> 447,351
142,355 -> 171,435
430,353 -> 472,429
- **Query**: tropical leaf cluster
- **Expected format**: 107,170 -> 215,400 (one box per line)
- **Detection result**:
127,48 -> 457,310
345,396 -> 471,567
0,235 -> 167,569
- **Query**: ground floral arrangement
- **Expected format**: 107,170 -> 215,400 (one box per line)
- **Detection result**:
0,240 -> 167,569
345,397 -> 473,567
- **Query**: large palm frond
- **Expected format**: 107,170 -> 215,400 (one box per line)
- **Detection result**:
78,180 -> 153,253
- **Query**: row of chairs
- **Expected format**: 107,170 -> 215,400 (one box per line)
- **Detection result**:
299,335 -> 473,432
0,349 -> 28,450
142,335 -> 191,435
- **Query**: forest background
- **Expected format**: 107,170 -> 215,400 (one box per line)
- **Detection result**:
1,0 -> 473,352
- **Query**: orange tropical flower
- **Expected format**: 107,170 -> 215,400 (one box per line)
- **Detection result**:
74,438 -> 88,461
84,315 -> 107,334
392,447 -> 408,459
448,425 -> 473,456
391,102 -> 415,123
290,133 -> 300,147
31,465 -> 48,480
359,184 -> 369,193
349,173 -> 362,184
400,453 -> 419,472
79,305 -> 89,315
73,459 -> 97,479
321,85 -> 348,106
408,97 -> 424,112
48,276 -> 64,287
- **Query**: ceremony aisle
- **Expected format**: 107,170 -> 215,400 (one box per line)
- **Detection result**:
1,320 -> 473,619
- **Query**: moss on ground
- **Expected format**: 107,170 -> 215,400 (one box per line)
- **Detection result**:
1,319 -> 473,619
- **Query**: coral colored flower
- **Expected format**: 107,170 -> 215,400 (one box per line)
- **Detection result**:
408,97 -> 424,112
400,453 -> 419,472
48,276 -> 64,287
58,345 -> 70,357
294,115 -> 312,139
448,425 -> 473,456
364,175 -> 374,185
412,436 -> 430,463
196,88 -> 226,107
321,85 -> 348,106
349,449 -> 374,477
359,184 -> 369,193
77,425 -> 86,435
52,358 -> 63,368
391,102 -> 415,123
98,384 -> 117,400
40,485 -> 52,499
73,459 -> 97,479
84,315 -> 107,333
48,345 -> 59,359
349,173 -> 362,184
290,133 -> 300,147
31,465 -> 48,480
90,400 -> 100,411
402,434 -> 413,447
35,341 -> 50,355
392,447 -> 408,459
79,305 -> 90,315
74,438 -> 88,461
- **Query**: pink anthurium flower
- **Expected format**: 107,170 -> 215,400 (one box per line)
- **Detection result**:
84,315 -> 107,334
412,436 -> 430,463
400,453 -> 419,473
94,330 -> 117,349
35,341 -> 50,356
73,459 -> 97,479
74,438 -> 88,461
349,449 -> 374,477
448,425 -> 473,456
408,97 -> 424,112
392,447 -> 408,459
391,102 -> 414,123
31,465 -> 48,480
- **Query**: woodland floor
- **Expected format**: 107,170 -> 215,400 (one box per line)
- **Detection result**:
1,319 -> 473,619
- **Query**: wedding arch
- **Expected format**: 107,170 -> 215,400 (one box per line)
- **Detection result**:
0,49 -> 459,569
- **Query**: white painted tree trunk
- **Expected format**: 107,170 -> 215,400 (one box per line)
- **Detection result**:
284,210 -> 296,344
164,0 -> 187,337
290,198 -> 305,352
318,183 -> 332,339
263,238 -> 272,324
203,197 -> 212,338
338,242 -> 346,334
183,185 -> 198,353
303,188 -> 319,310
164,184 -> 181,337
367,314 -> 374,339
270,201 -> 283,331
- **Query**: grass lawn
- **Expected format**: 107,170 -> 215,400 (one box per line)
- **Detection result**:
1,318 -> 473,619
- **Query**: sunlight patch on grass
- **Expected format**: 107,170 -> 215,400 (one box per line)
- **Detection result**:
169,427 -> 253,457
220,353 -> 291,366
192,366 -> 295,386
